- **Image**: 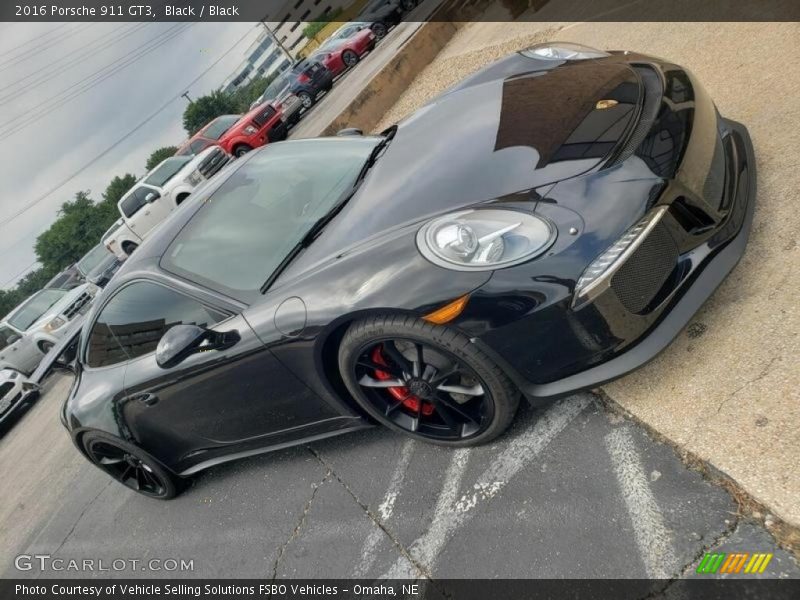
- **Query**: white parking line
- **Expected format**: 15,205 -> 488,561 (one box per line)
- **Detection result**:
604,426 -> 678,579
353,439 -> 415,577
381,396 -> 591,578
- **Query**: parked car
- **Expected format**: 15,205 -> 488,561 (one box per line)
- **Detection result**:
85,251 -> 123,289
249,84 -> 303,127
61,44 -> 755,499
101,218 -> 126,259
311,24 -> 376,77
253,59 -> 333,113
105,146 -> 231,257
358,0 -> 405,39
0,368 -> 39,434
0,284 -> 95,374
44,264 -> 82,290
176,104 -> 288,159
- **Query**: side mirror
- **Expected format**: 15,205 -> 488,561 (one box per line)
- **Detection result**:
156,324 -> 239,369
6,334 -> 21,345
145,191 -> 161,203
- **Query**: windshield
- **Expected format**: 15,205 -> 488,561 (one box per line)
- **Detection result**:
7,289 -> 67,331
262,72 -> 291,101
203,115 -> 241,140
76,244 -> 112,277
145,157 -> 193,187
163,138 -> 378,300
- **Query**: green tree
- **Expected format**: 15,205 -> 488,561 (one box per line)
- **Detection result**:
182,90 -> 240,136
229,74 -> 279,113
34,191 -> 117,273
303,9 -> 342,40
145,146 -> 178,171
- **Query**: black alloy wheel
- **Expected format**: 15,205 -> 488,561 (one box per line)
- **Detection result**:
342,50 -> 359,67
371,23 -> 388,40
82,431 -> 183,499
339,316 -> 519,445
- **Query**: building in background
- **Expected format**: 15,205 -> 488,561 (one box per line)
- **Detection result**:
221,0 -> 353,93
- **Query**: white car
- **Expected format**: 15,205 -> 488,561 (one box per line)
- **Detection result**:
0,368 -> 38,431
105,145 -> 231,258
0,284 -> 95,374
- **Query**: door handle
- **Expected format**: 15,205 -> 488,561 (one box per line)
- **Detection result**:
132,392 -> 159,406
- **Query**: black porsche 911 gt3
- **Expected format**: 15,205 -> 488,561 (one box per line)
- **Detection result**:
59,43 -> 755,498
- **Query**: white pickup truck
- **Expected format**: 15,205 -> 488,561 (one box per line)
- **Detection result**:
0,284 -> 95,375
104,145 -> 231,258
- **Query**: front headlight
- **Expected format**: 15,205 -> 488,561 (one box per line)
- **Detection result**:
243,125 -> 259,135
572,206 -> 668,309
185,170 -> 203,186
521,42 -> 609,61
44,316 -> 66,332
417,208 -> 556,271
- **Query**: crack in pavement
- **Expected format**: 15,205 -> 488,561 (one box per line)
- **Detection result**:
49,480 -> 113,561
269,467 -> 330,581
306,446 -> 437,583
715,355 -> 780,415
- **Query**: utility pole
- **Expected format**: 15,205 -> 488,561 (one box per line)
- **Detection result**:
181,91 -> 193,103
260,21 -> 294,63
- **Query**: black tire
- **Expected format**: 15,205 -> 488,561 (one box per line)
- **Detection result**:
176,193 -> 190,205
342,49 -> 359,68
233,144 -> 253,158
371,22 -> 388,40
81,430 -> 185,499
297,91 -> 314,109
401,0 -> 416,11
338,315 -> 519,446
121,242 -> 138,256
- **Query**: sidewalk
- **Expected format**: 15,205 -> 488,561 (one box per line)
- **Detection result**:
375,20 -> 800,536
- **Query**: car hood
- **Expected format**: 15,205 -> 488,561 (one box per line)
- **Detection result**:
294,60 -> 641,269
0,368 -> 24,386
28,284 -> 92,331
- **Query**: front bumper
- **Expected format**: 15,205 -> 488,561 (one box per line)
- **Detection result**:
0,379 -> 39,428
474,118 -> 756,403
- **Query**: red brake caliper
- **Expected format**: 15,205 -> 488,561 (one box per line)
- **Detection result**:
372,345 -> 434,416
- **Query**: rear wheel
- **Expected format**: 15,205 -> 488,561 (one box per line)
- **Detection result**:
342,49 -> 359,68
82,431 -> 184,499
297,91 -> 313,109
338,315 -> 519,446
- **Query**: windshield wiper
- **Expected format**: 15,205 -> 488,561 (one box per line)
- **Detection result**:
259,128 -> 397,294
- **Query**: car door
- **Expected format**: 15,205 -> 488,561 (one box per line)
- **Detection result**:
0,324 -> 39,373
95,280 -> 339,471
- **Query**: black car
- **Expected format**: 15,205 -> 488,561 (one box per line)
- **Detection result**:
358,0 -> 405,39
62,43 -> 755,498
258,59 -> 333,111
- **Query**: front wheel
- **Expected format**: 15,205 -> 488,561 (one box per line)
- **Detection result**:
233,144 -> 253,157
338,315 -> 519,446
82,431 -> 184,499
371,23 -> 388,40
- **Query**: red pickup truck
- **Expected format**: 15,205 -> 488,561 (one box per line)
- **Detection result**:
176,102 -> 288,158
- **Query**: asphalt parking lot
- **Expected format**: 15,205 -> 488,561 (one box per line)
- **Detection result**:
1,373 -> 797,581
2,11 -> 799,585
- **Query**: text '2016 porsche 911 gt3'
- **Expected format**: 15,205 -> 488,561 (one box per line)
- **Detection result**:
61,43 -> 755,498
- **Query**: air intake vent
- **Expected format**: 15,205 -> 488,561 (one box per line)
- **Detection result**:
670,197 -> 715,234
611,221 -> 678,314
606,65 -> 662,168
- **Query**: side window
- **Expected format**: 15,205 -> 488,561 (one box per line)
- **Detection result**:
190,140 -> 208,154
0,325 -> 16,351
86,282 -> 226,368
120,187 -> 151,219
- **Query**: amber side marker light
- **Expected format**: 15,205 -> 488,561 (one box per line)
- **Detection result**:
422,294 -> 470,324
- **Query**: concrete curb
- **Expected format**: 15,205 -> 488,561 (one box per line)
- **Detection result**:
595,389 -> 800,561
318,21 -> 461,136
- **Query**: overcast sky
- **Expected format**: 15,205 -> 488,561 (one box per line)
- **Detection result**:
0,21 -> 261,289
